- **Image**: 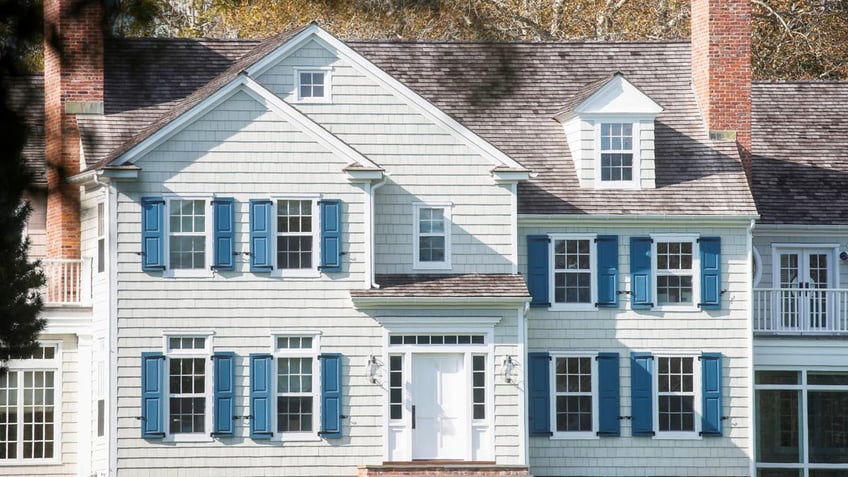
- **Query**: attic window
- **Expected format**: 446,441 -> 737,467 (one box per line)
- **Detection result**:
596,121 -> 640,188
295,69 -> 331,102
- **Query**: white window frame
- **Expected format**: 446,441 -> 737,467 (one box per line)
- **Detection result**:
652,353 -> 702,440
549,233 -> 598,311
651,234 -> 700,311
163,195 -> 213,278
162,331 -> 214,443
412,202 -> 452,270
594,119 -> 641,190
0,341 -> 62,466
271,195 -> 321,278
549,352 -> 599,440
270,331 -> 322,442
293,67 -> 332,103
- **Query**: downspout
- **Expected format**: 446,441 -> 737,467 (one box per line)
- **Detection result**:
518,300 -> 530,466
747,218 -> 756,477
370,176 -> 388,288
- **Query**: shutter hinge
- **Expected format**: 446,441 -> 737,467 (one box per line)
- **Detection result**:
547,355 -> 553,361
545,237 -> 552,243
546,431 -> 553,436
135,251 -> 144,256
720,289 -> 728,295
721,416 -> 729,421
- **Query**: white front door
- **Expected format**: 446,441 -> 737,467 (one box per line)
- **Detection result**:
776,248 -> 833,329
411,353 -> 467,460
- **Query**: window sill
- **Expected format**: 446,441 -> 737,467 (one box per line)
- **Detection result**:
549,304 -> 597,312
273,432 -> 322,443
292,97 -> 332,104
653,304 -> 699,312
164,433 -> 214,443
594,181 -> 641,190
163,269 -> 214,279
271,269 -> 322,279
652,432 -> 702,440
0,458 -> 61,466
550,432 -> 599,440
413,262 -> 452,271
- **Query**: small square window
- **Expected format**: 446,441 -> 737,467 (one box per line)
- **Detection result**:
296,70 -> 330,101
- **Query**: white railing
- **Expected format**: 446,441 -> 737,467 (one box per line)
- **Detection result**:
753,288 -> 848,335
40,258 -> 91,306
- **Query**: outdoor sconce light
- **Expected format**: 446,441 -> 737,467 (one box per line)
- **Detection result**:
502,355 -> 516,384
366,355 -> 381,384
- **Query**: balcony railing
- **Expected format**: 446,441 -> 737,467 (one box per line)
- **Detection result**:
40,258 -> 91,307
753,288 -> 848,335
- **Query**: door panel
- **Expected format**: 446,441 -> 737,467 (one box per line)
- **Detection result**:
777,249 -> 833,330
412,354 -> 466,460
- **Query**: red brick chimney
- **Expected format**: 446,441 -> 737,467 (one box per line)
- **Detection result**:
691,0 -> 752,183
44,0 -> 104,258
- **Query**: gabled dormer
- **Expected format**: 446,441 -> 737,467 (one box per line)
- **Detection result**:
555,72 -> 663,190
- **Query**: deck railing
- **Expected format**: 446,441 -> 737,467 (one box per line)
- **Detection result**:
753,288 -> 848,335
40,258 -> 91,306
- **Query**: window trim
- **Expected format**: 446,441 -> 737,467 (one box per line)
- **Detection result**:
271,195 -> 321,278
270,332 -> 322,442
97,202 -> 105,274
161,332 -> 214,443
412,202 -> 452,270
0,341 -> 63,466
549,352 -> 599,440
162,195 -> 214,278
651,234 -> 700,311
652,352 -> 702,439
548,233 -> 598,311
594,119 -> 641,190
293,67 -> 332,103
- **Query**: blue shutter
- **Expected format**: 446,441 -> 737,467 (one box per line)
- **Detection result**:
596,236 -> 619,307
527,235 -> 550,307
212,352 -> 236,437
528,352 -> 551,436
630,352 -> 654,436
597,352 -> 620,436
320,353 -> 343,439
701,352 -> 723,436
249,199 -> 273,272
320,200 -> 342,273
249,353 -> 273,439
141,198 -> 165,271
699,237 -> 722,310
212,198 -> 235,271
140,352 -> 165,438
630,237 -> 653,309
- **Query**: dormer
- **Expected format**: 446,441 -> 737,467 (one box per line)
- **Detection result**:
555,72 -> 663,190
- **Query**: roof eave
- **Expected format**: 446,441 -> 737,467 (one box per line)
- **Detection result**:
350,295 -> 531,309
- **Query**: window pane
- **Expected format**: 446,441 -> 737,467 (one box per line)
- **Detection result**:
808,372 -> 848,386
808,391 -> 848,463
756,389 -> 801,463
757,470 -> 801,477
756,371 -> 801,385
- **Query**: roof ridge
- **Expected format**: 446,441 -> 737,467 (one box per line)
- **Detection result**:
347,39 -> 691,46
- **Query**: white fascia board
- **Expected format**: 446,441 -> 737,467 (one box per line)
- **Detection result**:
113,76 -> 250,166
492,169 -> 531,183
518,214 -> 759,227
351,296 -> 531,310
754,223 -> 848,236
574,75 -> 663,115
241,76 -> 380,170
245,24 -> 529,172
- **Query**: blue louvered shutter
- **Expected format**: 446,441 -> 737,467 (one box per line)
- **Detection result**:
212,352 -> 236,437
249,199 -> 273,272
141,352 -> 165,438
699,237 -> 722,310
249,353 -> 273,439
141,198 -> 165,271
630,237 -> 653,309
597,352 -> 620,436
528,352 -> 551,436
630,352 -> 654,436
596,236 -> 619,307
701,353 -> 723,436
212,198 -> 235,271
320,353 -> 343,439
320,200 -> 342,273
527,235 -> 550,307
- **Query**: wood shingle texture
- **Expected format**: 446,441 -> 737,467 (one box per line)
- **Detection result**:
350,274 -> 530,298
752,82 -> 848,225
7,75 -> 46,185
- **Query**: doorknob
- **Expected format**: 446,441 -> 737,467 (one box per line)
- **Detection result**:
411,405 -> 416,429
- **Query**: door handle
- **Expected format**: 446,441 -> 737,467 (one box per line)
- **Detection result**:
411,405 -> 416,429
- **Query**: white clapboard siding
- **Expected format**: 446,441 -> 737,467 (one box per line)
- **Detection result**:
520,224 -> 751,477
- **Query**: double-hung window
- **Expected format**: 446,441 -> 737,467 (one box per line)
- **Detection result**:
656,240 -> 696,307
413,203 -> 452,270
164,335 -> 212,441
655,356 -> 697,434
274,335 -> 319,439
276,199 -> 316,272
294,68 -> 331,102
550,234 -> 596,310
552,354 -> 597,437
168,199 -> 207,271
0,344 -> 61,463
140,196 -> 218,276
596,121 -> 639,188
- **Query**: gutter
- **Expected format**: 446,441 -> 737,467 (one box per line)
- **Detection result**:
519,213 -> 760,227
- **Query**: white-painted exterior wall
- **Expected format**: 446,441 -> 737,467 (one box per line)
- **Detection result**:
521,221 -> 752,476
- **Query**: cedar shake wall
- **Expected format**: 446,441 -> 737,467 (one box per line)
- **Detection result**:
44,0 -> 103,258
691,0 -> 753,181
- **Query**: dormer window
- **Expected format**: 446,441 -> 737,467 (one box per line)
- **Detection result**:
294,68 -> 331,102
599,123 -> 634,182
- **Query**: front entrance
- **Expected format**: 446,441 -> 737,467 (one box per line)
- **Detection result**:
411,353 -> 467,460
775,248 -> 834,330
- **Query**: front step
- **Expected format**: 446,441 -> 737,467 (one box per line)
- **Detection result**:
358,462 -> 532,477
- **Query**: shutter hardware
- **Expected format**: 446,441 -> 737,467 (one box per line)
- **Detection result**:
619,416 -> 632,420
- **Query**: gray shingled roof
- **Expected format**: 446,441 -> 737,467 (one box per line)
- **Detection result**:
7,75 -> 46,185
752,82 -> 848,225
349,274 -> 530,298
76,36 -> 757,217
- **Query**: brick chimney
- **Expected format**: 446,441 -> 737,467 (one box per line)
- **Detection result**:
691,0 -> 752,183
44,0 -> 104,258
